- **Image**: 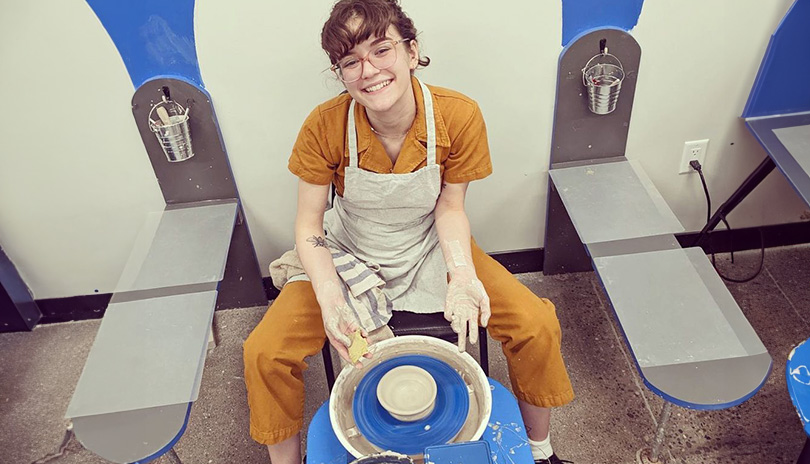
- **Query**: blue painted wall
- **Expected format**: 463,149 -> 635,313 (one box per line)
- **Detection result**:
562,0 -> 644,46
85,0 -> 202,89
743,0 -> 810,118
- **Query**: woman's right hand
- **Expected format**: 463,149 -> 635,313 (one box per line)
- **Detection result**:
316,280 -> 366,368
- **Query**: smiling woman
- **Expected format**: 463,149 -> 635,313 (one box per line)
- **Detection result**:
321,0 -> 425,142
330,26 -> 419,134
241,2 -> 574,464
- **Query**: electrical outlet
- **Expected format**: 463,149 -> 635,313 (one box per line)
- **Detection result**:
679,139 -> 709,174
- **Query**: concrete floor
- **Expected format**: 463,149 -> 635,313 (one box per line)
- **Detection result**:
2,245 -> 809,464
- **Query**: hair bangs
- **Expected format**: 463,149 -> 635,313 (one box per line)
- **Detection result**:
322,1 -> 397,64
321,0 -> 429,70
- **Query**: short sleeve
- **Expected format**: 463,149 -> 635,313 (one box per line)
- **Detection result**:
443,102 -> 493,183
288,106 -> 338,185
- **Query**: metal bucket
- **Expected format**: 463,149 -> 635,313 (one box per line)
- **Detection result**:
582,50 -> 625,115
148,99 -> 194,162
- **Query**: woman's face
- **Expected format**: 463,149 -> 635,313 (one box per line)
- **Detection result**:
340,24 -> 419,116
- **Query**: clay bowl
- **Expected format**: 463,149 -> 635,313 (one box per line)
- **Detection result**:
376,365 -> 437,421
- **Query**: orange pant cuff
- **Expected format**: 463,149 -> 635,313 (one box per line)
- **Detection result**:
514,389 -> 575,408
250,421 -> 303,446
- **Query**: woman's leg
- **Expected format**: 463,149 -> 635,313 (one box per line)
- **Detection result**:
243,281 -> 326,464
266,434 -> 302,464
519,400 -> 552,441
470,240 -> 574,440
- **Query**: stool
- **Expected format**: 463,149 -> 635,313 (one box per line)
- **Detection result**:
787,339 -> 810,464
322,311 -> 489,392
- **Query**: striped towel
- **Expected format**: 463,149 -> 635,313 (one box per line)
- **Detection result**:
268,247 -> 392,332
331,248 -> 393,332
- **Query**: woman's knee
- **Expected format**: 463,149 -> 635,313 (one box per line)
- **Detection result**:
243,325 -> 278,369
530,297 -> 562,339
243,314 -> 298,368
244,317 -> 326,378
501,298 -> 563,350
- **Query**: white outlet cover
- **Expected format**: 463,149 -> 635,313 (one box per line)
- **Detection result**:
679,139 -> 710,174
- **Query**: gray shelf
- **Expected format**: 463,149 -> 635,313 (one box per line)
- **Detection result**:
594,247 -> 770,407
72,403 -> 190,464
114,200 -> 238,294
66,200 -> 241,462
66,290 -> 217,419
549,160 -> 684,245
747,112 -> 810,207
586,234 -> 681,258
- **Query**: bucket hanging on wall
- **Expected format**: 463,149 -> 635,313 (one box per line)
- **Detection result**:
148,97 -> 194,162
582,48 -> 625,115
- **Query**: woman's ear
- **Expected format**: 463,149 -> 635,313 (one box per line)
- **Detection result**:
409,40 -> 420,69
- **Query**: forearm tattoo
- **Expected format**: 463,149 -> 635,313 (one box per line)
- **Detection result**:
307,235 -> 327,248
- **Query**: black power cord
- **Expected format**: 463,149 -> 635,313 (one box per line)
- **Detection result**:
689,160 -> 765,283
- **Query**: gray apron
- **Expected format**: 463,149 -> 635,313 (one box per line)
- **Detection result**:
323,79 -> 447,314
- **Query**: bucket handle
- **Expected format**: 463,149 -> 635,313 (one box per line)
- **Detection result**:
581,49 -> 624,86
147,99 -> 189,132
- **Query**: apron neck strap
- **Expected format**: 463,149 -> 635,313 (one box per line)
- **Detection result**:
347,77 -> 437,168
348,99 -> 359,167
418,78 -> 437,166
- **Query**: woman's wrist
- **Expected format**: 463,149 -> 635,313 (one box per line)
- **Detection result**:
314,278 -> 344,308
448,263 -> 477,280
442,239 -> 477,279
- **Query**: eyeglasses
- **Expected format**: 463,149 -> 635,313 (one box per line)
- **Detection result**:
330,38 -> 411,83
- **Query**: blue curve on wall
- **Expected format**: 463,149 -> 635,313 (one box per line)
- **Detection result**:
85,0 -> 203,89
562,0 -> 645,46
742,0 -> 810,118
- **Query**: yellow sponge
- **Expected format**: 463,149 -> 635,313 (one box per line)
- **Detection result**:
348,329 -> 369,364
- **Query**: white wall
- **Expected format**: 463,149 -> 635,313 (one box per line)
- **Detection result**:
628,0 -> 807,231
0,0 -> 806,299
0,1 -> 165,299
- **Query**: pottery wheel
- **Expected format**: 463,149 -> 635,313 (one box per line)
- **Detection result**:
353,355 -> 469,455
329,336 -> 492,458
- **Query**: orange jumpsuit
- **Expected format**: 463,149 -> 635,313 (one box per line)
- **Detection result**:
243,78 -> 574,445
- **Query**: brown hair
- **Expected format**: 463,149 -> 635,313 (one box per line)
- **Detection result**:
321,0 -> 430,68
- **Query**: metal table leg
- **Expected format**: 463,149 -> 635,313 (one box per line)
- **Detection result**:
650,402 -> 673,463
166,448 -> 183,464
798,436 -> 810,464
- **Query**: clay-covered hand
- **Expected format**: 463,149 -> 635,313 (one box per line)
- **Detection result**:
316,280 -> 368,368
444,273 -> 491,352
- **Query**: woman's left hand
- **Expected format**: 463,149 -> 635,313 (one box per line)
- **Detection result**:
444,272 -> 491,352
